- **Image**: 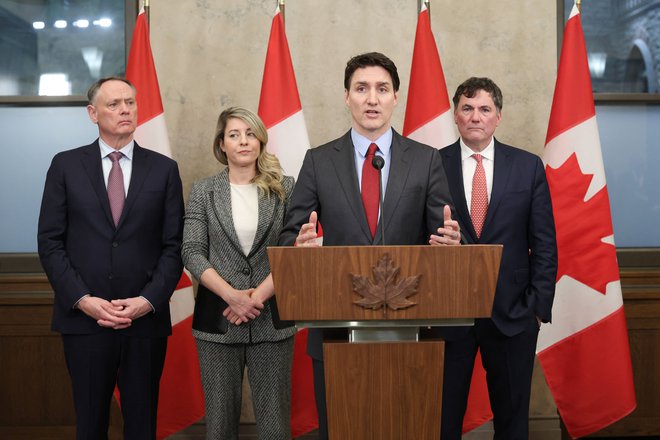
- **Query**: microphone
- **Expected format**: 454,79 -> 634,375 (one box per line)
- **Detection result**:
371,156 -> 386,245
371,156 -> 384,171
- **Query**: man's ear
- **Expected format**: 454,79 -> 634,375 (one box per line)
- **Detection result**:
87,104 -> 98,124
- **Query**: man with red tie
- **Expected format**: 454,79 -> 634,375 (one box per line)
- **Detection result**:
438,77 -> 558,440
38,77 -> 184,439
278,52 -> 461,440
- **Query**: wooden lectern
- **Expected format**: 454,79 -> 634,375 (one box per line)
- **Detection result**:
268,245 -> 502,440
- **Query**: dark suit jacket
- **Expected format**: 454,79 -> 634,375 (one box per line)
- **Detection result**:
279,129 -> 454,358
440,139 -> 557,337
38,140 -> 184,338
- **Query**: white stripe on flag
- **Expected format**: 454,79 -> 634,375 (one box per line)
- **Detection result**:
537,277 -> 623,351
406,110 -> 456,150
544,117 -> 607,200
266,110 -> 309,180
170,285 -> 195,326
135,114 -> 172,158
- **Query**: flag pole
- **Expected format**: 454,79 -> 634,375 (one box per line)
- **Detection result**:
576,0 -> 581,12
144,0 -> 150,27
279,0 -> 285,24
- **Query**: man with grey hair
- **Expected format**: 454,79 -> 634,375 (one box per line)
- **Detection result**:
38,77 -> 184,439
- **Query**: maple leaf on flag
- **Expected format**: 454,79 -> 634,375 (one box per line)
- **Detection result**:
545,153 -> 619,294
351,254 -> 420,310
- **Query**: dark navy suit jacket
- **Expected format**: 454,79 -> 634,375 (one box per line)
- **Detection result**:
38,140 -> 184,337
440,139 -> 557,337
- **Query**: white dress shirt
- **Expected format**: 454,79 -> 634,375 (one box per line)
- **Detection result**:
460,138 -> 495,214
230,183 -> 259,256
99,139 -> 134,196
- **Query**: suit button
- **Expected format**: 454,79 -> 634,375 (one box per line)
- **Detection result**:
242,267 -> 251,276
108,273 -> 113,280
112,242 -> 118,248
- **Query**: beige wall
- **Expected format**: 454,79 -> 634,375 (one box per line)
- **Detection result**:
150,0 -> 557,198
150,0 -> 559,421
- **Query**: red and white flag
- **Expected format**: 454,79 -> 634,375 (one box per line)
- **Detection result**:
258,6 -> 318,438
537,3 -> 636,438
402,2 -> 455,148
461,350 -> 492,433
402,4 -> 491,434
258,7 -> 309,178
126,9 -> 205,439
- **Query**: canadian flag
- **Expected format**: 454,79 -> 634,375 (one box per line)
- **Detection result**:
537,3 -> 636,438
257,6 -> 318,438
402,4 -> 491,434
402,2 -> 455,148
126,9 -> 205,439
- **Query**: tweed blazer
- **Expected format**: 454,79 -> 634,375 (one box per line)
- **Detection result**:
182,168 -> 296,344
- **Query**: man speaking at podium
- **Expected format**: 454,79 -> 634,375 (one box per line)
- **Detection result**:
278,52 -> 461,440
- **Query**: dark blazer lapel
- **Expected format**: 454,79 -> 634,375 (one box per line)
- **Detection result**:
483,139 -> 513,234
81,141 -> 115,228
331,131 -> 372,241
209,170 -> 243,251
120,143 -> 150,229
443,141 -> 477,242
380,131 -> 411,240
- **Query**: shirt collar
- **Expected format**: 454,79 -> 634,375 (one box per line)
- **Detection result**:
99,138 -> 135,160
460,137 -> 495,162
351,128 -> 393,157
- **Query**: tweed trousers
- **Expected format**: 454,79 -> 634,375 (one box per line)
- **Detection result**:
195,336 -> 295,440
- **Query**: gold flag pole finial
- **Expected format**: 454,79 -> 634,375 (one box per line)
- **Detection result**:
279,0 -> 285,24
425,0 -> 430,23
576,0 -> 581,13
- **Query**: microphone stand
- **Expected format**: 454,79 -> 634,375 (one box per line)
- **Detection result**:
371,156 -> 386,245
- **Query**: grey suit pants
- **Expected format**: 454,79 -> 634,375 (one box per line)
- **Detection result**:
196,336 -> 294,440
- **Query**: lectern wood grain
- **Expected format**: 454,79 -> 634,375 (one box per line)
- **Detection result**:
268,245 -> 502,321
324,341 -> 444,440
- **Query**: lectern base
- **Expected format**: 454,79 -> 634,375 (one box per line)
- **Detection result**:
324,340 -> 444,440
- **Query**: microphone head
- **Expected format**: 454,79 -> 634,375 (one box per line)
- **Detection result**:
371,155 -> 385,170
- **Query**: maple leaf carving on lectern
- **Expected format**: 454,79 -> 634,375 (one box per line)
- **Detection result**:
351,254 -> 421,311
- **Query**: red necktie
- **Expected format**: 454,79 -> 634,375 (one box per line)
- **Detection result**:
361,143 -> 379,238
107,151 -> 125,226
471,153 -> 488,238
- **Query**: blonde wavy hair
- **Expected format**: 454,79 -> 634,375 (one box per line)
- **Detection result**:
213,107 -> 286,201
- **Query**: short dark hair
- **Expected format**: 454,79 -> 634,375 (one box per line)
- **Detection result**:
344,52 -> 400,92
452,77 -> 503,112
87,77 -> 135,104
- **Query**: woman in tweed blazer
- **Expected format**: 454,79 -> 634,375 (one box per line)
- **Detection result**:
182,107 -> 296,440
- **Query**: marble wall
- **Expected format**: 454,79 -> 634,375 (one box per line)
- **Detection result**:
149,0 -> 559,422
